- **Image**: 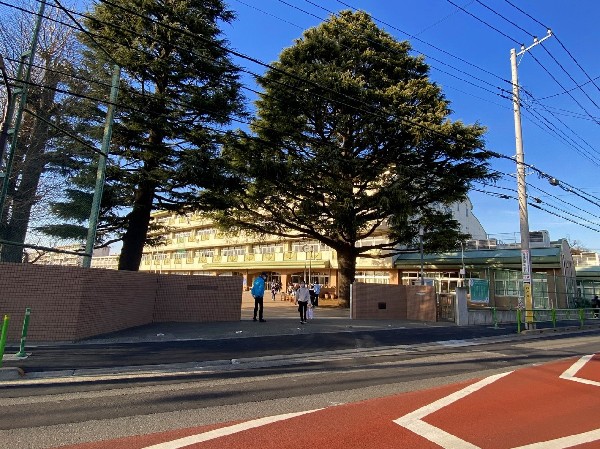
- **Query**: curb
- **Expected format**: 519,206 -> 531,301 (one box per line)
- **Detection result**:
0,367 -> 25,380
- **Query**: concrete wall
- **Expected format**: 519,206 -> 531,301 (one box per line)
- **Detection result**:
0,263 -> 242,342
351,283 -> 436,321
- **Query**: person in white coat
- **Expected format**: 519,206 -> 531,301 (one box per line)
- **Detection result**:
295,281 -> 311,324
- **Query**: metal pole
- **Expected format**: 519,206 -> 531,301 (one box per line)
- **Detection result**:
309,250 -> 312,284
303,244 -> 308,282
0,54 -> 13,166
15,307 -> 30,358
0,0 -> 47,225
83,65 -> 121,268
419,227 -> 424,285
0,315 -> 9,367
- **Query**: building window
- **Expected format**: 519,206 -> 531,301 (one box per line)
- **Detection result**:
253,244 -> 282,254
174,231 -> 190,243
494,269 -> 549,308
222,246 -> 245,256
292,241 -> 325,253
356,236 -> 388,248
355,271 -> 389,284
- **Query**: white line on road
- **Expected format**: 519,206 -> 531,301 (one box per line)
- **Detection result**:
395,354 -> 600,449
394,371 -> 512,448
511,428 -> 600,448
140,409 -> 322,449
559,354 -> 600,386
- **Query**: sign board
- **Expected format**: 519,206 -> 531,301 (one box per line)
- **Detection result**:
469,279 -> 489,304
521,249 -> 531,283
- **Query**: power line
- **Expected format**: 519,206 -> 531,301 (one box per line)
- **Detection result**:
473,0 -> 534,38
444,0 -> 522,45
502,0 -> 600,95
327,0 -> 514,91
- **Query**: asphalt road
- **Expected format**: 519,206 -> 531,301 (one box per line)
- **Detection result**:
1,323 -> 526,373
2,329 -> 600,449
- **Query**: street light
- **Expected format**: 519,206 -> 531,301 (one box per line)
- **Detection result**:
419,227 -> 424,285
303,243 -> 311,283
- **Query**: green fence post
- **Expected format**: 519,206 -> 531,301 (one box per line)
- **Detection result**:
516,308 -> 521,333
15,307 -> 31,358
492,307 -> 498,329
0,315 -> 9,368
579,308 -> 585,328
551,309 -> 557,328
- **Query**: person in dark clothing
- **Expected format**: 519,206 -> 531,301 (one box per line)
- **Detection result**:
251,272 -> 267,322
593,295 -> 600,318
295,281 -> 311,324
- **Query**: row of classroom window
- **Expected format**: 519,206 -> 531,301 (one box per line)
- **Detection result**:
141,261 -> 600,308
150,236 -> 389,253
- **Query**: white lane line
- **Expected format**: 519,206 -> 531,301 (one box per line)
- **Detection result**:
559,354 -> 600,386
512,428 -> 600,448
140,409 -> 322,449
394,371 -> 512,449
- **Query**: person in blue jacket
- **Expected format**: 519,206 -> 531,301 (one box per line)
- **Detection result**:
251,272 -> 268,322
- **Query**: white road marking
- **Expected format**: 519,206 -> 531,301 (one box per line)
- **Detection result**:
140,409 -> 322,449
512,428 -> 600,448
560,354 -> 600,386
395,355 -> 600,449
394,371 -> 511,448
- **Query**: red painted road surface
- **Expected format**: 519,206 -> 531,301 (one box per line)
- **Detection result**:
53,354 -> 600,449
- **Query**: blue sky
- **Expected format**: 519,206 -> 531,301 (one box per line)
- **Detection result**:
219,0 -> 600,250
6,1 -> 599,251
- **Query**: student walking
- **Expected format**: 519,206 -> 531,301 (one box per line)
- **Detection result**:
312,280 -> 321,307
295,281 -> 311,324
251,272 -> 267,322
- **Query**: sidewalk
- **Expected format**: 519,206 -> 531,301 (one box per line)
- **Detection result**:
2,292 -> 597,384
59,291 -> 452,345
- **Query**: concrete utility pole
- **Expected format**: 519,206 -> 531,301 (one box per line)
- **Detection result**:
510,30 -> 552,329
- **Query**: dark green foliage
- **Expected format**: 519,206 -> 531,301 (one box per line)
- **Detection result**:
49,0 -> 244,269
218,11 -> 497,301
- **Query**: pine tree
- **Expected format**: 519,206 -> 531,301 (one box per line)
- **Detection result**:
218,11 -> 496,303
52,0 -> 244,270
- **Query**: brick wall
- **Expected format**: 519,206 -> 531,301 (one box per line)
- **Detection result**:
352,283 -> 436,321
0,263 -> 242,342
153,275 -> 242,322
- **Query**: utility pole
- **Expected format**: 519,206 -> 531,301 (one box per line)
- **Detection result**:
510,30 -> 552,330
419,227 -> 424,285
83,65 -> 121,268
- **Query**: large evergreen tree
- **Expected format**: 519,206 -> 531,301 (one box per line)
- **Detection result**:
54,0 -> 244,269
218,11 -> 496,303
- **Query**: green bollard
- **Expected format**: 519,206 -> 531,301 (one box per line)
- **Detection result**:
551,309 -> 557,328
0,315 -> 9,368
516,308 -> 521,333
15,307 -> 31,358
492,307 -> 498,329
579,308 -> 585,328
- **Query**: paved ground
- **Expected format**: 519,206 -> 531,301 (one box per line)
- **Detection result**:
2,291 -> 597,383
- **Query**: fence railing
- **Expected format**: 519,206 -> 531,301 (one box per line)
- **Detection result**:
469,306 -> 600,332
516,308 -> 599,333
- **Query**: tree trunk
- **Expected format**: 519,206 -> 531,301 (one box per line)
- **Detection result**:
336,246 -> 358,307
0,68 -> 58,263
118,178 -> 156,271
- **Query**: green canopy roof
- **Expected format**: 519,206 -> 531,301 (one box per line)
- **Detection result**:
394,247 -> 562,269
